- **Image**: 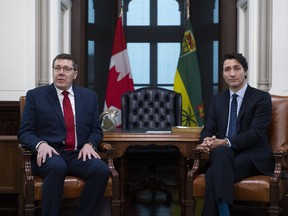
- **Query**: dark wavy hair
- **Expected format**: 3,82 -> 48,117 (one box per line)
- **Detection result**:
222,53 -> 248,72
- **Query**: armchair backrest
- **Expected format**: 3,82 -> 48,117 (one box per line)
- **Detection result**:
20,96 -> 25,119
121,87 -> 182,130
269,95 -> 288,153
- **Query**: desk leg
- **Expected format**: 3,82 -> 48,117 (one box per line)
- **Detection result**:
119,157 -> 127,215
179,156 -> 187,216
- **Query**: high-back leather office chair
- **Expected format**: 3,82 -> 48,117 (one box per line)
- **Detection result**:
18,96 -> 120,216
185,95 -> 288,215
121,87 -> 182,201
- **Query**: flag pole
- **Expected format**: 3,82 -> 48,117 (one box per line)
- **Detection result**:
186,0 -> 190,20
120,5 -> 123,17
117,0 -> 122,16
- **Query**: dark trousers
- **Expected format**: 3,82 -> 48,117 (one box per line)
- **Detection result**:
32,150 -> 110,216
201,146 -> 260,216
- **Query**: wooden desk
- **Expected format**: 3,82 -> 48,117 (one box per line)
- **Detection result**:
103,130 -> 200,215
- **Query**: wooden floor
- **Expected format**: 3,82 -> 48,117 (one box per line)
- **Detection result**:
94,190 -> 181,216
0,191 -> 270,216
76,164 -> 184,216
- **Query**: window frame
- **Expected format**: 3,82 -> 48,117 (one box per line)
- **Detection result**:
122,0 -> 186,88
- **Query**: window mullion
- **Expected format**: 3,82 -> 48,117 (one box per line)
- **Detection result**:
150,0 -> 157,26
150,42 -> 157,86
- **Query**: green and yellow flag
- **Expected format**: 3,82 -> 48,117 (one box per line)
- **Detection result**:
173,18 -> 204,126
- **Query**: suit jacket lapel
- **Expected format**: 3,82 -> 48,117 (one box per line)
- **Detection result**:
236,85 -> 253,134
222,90 -> 230,133
73,86 -> 82,130
238,85 -> 252,119
45,84 -> 66,127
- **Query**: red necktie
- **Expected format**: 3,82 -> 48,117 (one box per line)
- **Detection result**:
62,91 -> 75,150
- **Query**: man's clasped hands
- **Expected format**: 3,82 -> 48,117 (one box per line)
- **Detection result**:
196,135 -> 228,153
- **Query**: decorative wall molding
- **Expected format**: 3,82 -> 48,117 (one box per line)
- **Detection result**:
38,0 -> 72,87
237,0 -> 271,92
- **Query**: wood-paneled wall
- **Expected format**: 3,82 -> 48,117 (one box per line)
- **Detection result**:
0,101 -> 20,135
0,103 -> 21,214
0,136 -> 22,215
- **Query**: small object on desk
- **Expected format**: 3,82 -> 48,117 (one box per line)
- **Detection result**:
99,109 -> 118,132
171,126 -> 203,133
145,130 -> 171,133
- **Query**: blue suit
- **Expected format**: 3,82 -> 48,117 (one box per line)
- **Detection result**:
200,85 -> 275,216
18,84 -> 110,216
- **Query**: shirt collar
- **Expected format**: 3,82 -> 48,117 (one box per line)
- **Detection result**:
54,85 -> 74,96
229,82 -> 247,99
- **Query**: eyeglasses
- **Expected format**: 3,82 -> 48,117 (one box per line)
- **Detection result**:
53,66 -> 75,73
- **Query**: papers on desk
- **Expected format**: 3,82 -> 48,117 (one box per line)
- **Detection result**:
171,126 -> 203,133
146,130 -> 172,133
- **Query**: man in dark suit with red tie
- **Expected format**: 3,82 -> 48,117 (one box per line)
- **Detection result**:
18,53 -> 110,216
197,53 -> 275,216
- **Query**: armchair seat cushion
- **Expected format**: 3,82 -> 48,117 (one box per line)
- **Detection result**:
193,174 -> 206,198
194,175 -> 286,203
33,176 -> 113,201
234,176 -> 270,202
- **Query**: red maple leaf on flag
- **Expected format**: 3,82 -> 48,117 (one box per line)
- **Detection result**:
104,16 -> 134,127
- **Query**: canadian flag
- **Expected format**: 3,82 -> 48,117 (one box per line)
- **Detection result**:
104,16 -> 134,127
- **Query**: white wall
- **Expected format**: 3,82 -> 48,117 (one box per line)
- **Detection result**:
0,0 -> 37,101
269,0 -> 288,95
0,0 -> 72,101
237,0 -> 288,96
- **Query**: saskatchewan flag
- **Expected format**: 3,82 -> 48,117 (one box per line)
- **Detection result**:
173,18 -> 204,126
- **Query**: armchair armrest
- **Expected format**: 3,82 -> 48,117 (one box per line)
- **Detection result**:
18,144 -> 33,156
18,144 -> 33,177
188,147 -> 209,179
18,144 -> 35,205
271,145 -> 288,182
99,142 -> 118,179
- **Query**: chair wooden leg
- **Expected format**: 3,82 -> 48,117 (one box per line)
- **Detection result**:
269,205 -> 280,216
25,204 -> 36,216
185,169 -> 197,216
111,199 -> 121,216
185,198 -> 196,216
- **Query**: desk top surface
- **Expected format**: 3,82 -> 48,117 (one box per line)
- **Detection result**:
103,129 -> 200,142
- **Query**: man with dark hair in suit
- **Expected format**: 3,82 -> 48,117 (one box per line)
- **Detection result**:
18,53 -> 110,216
198,53 -> 274,216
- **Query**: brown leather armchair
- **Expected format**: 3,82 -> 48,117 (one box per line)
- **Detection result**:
185,95 -> 288,215
121,87 -> 182,201
18,96 -> 120,216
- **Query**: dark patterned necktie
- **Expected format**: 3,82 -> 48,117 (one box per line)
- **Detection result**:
62,91 -> 75,150
228,94 -> 238,138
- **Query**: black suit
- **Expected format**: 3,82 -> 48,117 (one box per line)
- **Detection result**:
200,85 -> 275,216
18,84 -> 110,216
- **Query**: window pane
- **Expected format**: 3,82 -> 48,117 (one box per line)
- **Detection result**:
158,0 -> 180,26
87,40 -> 95,89
88,0 -> 95,24
127,0 -> 150,26
213,40 -> 219,95
158,43 -> 180,85
127,43 -> 150,84
213,0 -> 219,95
214,0 -> 219,23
